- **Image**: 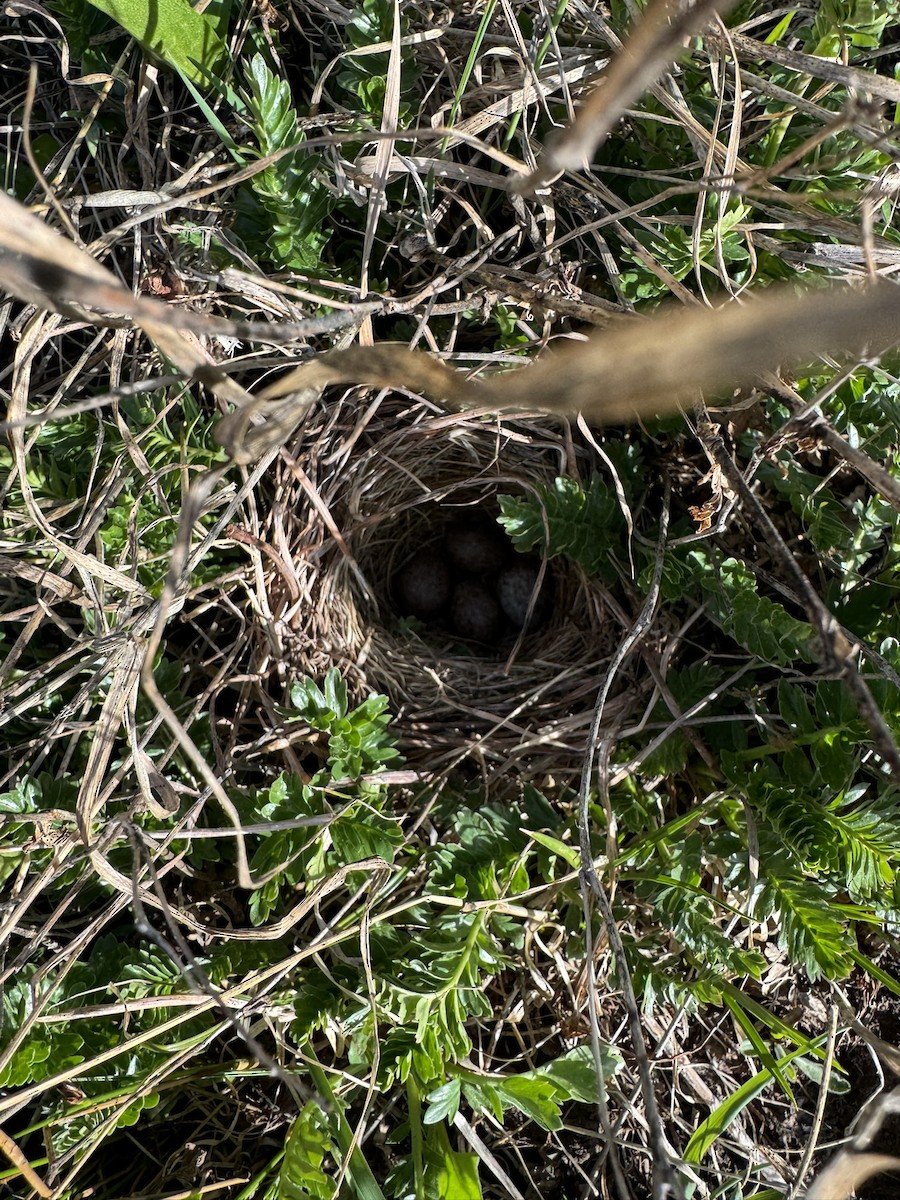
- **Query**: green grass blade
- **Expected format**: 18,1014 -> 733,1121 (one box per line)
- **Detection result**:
718,982 -> 826,1055
442,0 -> 497,150
304,1058 -> 387,1200
684,1044 -> 819,1165
849,948 -> 900,999
723,991 -> 794,1102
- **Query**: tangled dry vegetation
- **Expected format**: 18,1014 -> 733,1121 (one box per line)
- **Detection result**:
4,1 -> 900,1198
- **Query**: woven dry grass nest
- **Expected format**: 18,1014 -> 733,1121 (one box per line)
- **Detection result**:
261,389 -> 626,777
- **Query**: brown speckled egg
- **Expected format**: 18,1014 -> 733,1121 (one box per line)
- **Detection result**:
445,519 -> 509,574
394,550 -> 451,618
497,562 -> 546,630
450,580 -> 502,642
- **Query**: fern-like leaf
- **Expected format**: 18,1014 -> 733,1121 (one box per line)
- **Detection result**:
669,548 -> 819,666
497,476 -> 624,581
757,858 -> 854,981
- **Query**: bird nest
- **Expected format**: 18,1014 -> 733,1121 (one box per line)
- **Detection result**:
260,389 -> 625,778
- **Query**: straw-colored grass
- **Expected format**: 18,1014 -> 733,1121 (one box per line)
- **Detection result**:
3,1 -> 900,1198
258,391 -> 625,776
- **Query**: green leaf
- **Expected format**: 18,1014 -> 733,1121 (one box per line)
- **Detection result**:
304,1055 -> 387,1200
423,1079 -> 461,1125
495,1075 -> 563,1131
331,806 -> 403,864
279,1103 -> 334,1200
460,1078 -> 504,1123
288,673 -> 400,779
704,556 -> 818,666
528,1044 -> 623,1104
762,868 -> 854,981
684,1045 -> 816,1164
718,982 -> 825,1055
437,1148 -> 483,1200
522,829 -> 580,870
794,1055 -> 850,1094
849,948 -> 900,998
240,53 -> 332,272
498,475 -> 625,581
86,0 -> 228,85
723,992 -> 794,1102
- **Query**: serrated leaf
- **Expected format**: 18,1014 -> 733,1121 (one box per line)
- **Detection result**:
331,807 -> 403,863
497,476 -> 624,581
460,1079 -> 504,1122
709,557 -> 818,666
777,680 -> 817,736
768,875 -> 854,981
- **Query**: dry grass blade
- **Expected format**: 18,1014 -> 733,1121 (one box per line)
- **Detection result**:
0,1127 -> 53,1199
358,0 -> 401,313
832,989 -> 900,1075
804,1153 -> 900,1199
215,281 -> 900,462
518,0 -> 740,191
5,0 -> 900,1189
0,191 -> 357,371
0,189 -> 248,407
720,30 -> 900,103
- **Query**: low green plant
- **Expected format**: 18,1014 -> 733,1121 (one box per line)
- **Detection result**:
336,0 -> 421,124
6,0 -> 900,1193
239,54 -> 332,273
0,674 -> 626,1199
493,452 -> 900,1188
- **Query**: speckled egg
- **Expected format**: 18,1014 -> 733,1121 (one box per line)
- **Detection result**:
445,518 -> 509,574
497,561 -> 546,630
394,550 -> 451,618
450,580 -> 502,642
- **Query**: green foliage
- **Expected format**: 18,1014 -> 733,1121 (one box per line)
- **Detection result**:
454,1045 -> 623,1133
426,799 -> 531,901
274,778 -> 625,1198
658,546 -> 819,666
757,456 -> 854,560
759,866 -> 855,981
240,53 -> 331,272
246,772 -> 402,926
47,0 -> 118,71
290,668 -> 401,780
336,0 -> 421,123
8,1 -> 900,1194
244,671 -> 403,924
708,555 -> 818,666
0,394 -> 227,592
84,0 -> 228,85
279,1103 -> 336,1200
619,203 -> 753,302
498,475 -> 626,582
490,303 -> 531,351
810,0 -> 900,51
0,934 -> 206,1162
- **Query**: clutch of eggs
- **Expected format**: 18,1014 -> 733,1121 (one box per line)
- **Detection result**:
393,517 -> 550,646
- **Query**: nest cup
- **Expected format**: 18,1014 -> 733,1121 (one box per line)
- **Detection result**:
267,392 -> 619,776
